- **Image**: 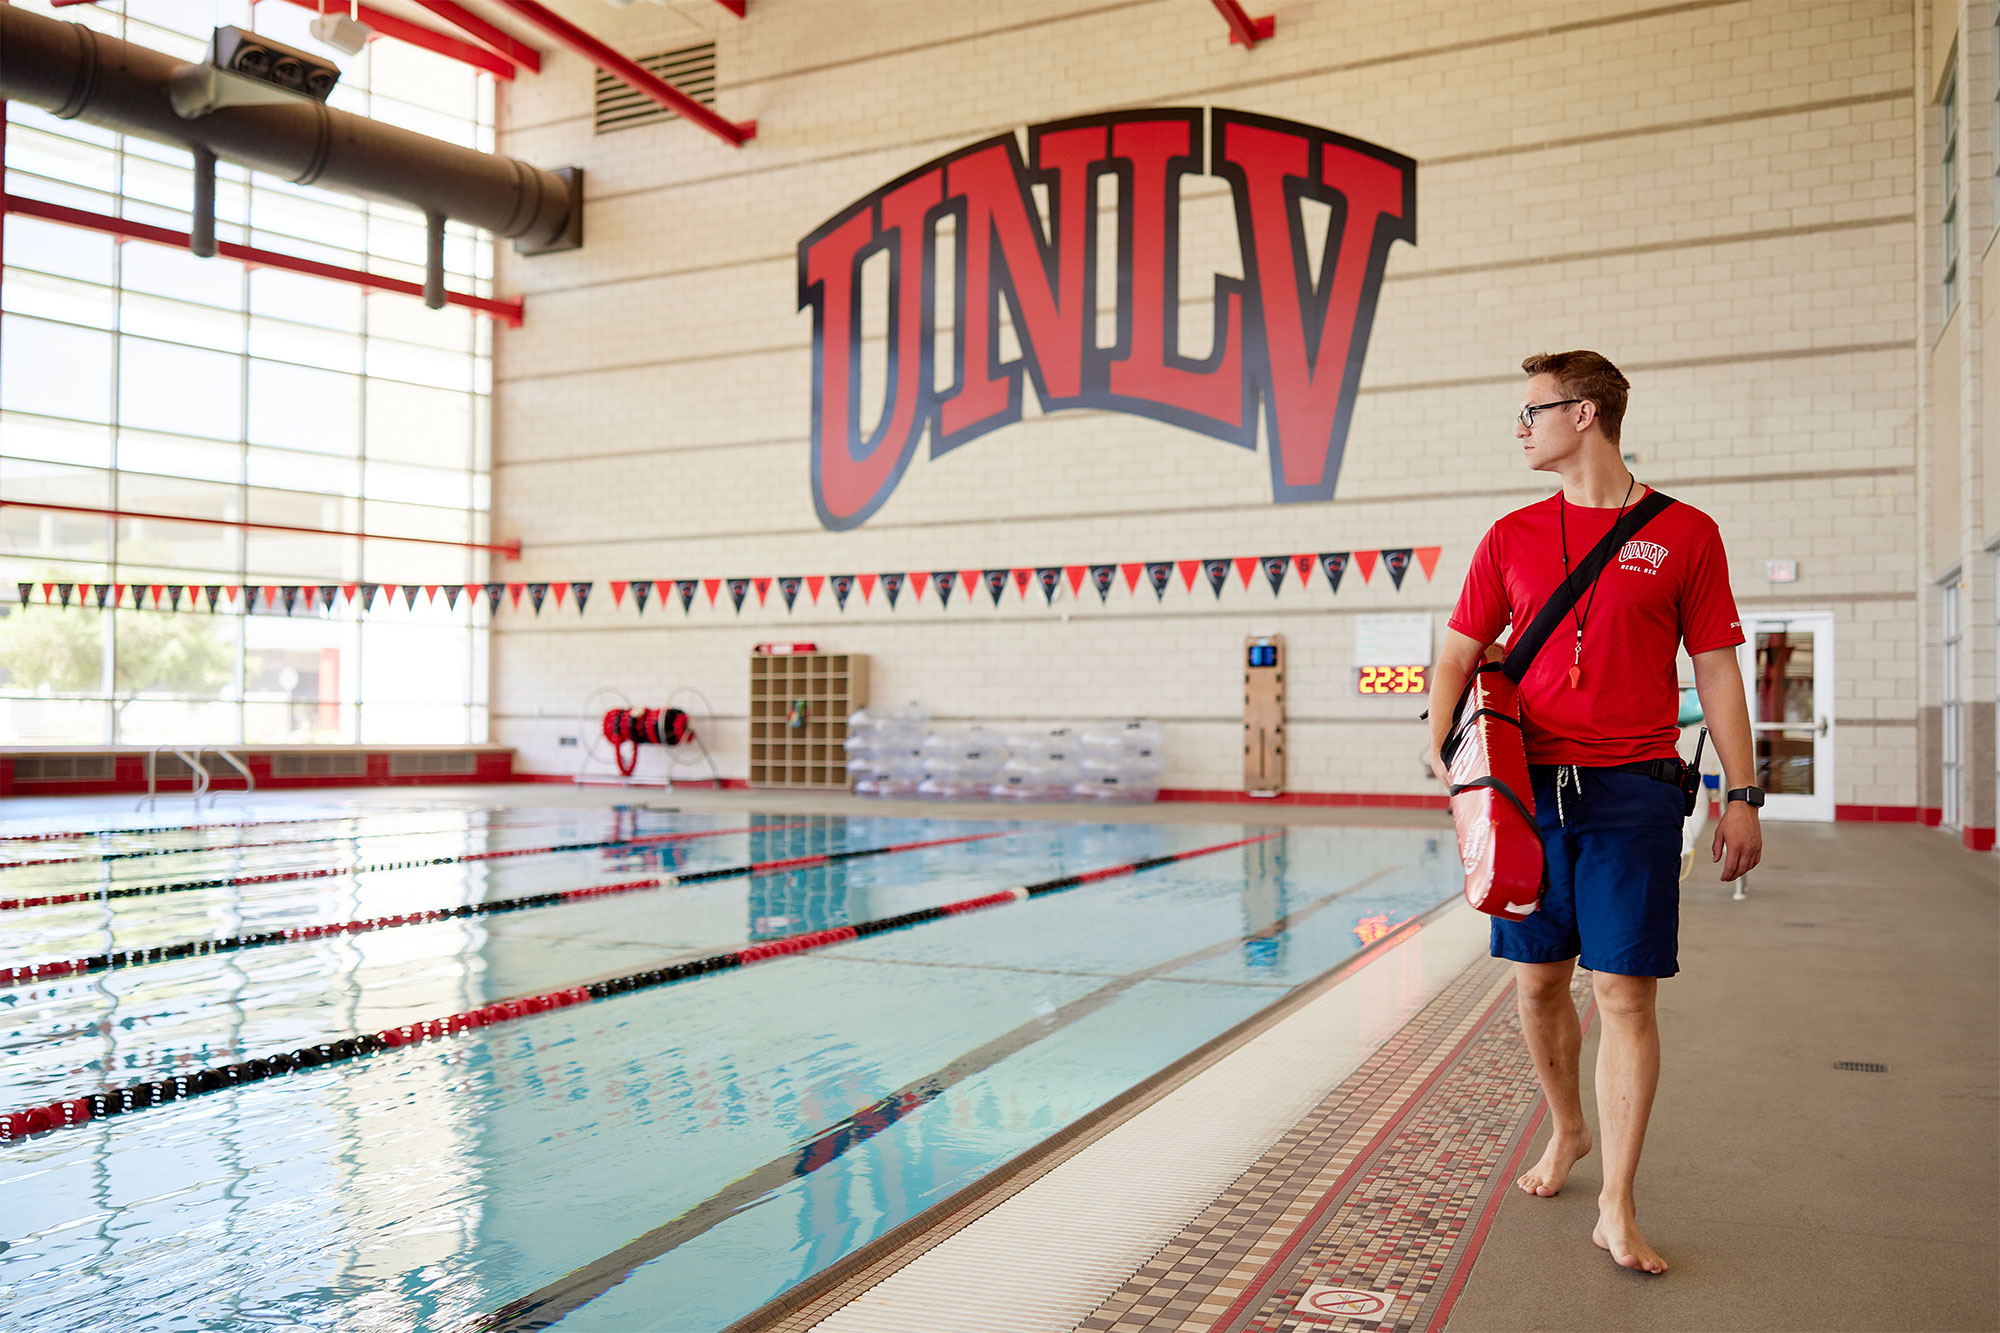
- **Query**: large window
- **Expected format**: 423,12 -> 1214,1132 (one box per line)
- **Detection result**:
0,2 -> 494,747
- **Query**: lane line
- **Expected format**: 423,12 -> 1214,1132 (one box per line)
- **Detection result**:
0,813 -> 619,870
0,832 -> 1257,1142
0,822 -> 807,912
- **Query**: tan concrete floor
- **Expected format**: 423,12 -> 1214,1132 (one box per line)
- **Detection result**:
1445,821 -> 1999,1333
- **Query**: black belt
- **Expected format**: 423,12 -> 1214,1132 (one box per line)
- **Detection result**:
1609,757 -> 1688,786
1535,758 -> 1687,786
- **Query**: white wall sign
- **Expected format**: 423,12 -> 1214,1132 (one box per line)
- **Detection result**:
1355,612 -> 1432,665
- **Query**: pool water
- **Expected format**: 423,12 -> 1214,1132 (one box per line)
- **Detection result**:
0,805 -> 1460,1331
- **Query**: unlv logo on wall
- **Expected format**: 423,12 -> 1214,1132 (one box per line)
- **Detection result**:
799,108 -> 1416,530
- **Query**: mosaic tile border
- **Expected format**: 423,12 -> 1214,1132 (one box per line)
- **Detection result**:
733,907 -> 1458,1333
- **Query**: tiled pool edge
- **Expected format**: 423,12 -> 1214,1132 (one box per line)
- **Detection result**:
734,897 -> 1490,1333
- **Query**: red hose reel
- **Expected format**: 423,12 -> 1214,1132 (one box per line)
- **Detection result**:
601,707 -> 693,776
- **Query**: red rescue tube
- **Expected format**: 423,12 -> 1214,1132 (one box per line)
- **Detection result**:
1445,664 -> 1545,920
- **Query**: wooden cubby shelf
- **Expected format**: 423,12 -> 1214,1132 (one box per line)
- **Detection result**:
747,652 -> 868,790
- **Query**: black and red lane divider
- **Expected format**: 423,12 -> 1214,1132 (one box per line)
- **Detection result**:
0,811 -> 422,845
0,814 -> 594,871
0,832 -> 1272,1142
0,823 -> 807,913
0,829 -> 1011,988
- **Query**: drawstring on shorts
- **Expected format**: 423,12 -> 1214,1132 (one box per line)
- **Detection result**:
1556,764 -> 1583,826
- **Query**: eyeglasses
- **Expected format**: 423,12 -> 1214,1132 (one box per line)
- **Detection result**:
1518,399 -> 1582,429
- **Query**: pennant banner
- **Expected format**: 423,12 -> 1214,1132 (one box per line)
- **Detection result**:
1036,567 -> 1061,604
1090,564 -> 1116,602
881,572 -> 903,609
932,570 -> 956,607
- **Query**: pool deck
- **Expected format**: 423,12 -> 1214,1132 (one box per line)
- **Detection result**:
8,786 -> 1995,1332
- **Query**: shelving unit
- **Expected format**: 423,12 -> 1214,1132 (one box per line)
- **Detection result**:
747,652 -> 868,789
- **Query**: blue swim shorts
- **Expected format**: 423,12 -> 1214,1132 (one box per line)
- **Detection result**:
1490,762 -> 1684,978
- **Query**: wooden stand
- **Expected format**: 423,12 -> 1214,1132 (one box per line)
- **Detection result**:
748,652 -> 868,789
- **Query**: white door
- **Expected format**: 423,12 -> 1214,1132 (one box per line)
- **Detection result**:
1737,613 -> 1835,821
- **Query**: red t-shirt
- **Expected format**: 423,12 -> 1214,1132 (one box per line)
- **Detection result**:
1447,488 -> 1744,766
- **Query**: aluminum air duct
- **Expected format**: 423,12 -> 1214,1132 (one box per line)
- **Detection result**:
0,6 -> 582,272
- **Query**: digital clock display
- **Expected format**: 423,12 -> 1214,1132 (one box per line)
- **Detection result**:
1357,665 -> 1428,695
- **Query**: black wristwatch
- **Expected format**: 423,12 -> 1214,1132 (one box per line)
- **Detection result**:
1726,786 -> 1765,808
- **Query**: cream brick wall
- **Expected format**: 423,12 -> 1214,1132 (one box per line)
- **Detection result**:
490,0 -> 1921,806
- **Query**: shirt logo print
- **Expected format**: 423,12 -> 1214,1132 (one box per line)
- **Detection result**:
1618,539 -> 1669,570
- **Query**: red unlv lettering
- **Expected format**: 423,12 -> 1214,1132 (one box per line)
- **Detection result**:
798,109 -> 1415,530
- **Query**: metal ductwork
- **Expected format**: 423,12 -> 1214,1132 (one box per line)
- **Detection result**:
0,6 -> 582,304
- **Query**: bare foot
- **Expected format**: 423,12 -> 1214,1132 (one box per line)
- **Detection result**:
1592,1206 -> 1668,1274
1515,1127 -> 1591,1196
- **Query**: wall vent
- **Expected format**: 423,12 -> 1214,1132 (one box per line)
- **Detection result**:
594,43 -> 716,134
387,751 -> 477,777
271,752 -> 368,778
13,755 -> 116,783
1833,1061 -> 1889,1074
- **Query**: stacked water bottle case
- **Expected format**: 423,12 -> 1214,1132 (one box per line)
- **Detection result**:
845,709 -> 1166,803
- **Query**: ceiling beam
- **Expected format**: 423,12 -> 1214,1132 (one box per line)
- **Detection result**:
260,0 -> 520,80
410,0 -> 543,74
1209,0 -> 1274,48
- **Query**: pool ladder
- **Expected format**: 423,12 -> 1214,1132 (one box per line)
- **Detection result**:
137,746 -> 256,814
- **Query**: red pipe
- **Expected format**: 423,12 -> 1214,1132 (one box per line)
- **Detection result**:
0,500 -> 522,560
256,0 -> 519,81
491,1 -> 755,148
410,0 -> 543,73
1209,0 -> 1275,47
3,194 -> 524,327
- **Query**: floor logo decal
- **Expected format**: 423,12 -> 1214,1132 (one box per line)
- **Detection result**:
1294,1283 -> 1397,1321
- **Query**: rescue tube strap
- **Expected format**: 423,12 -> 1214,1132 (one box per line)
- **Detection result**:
1449,775 -> 1541,837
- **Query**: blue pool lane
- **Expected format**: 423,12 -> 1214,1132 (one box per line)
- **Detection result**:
0,808 -> 1461,1331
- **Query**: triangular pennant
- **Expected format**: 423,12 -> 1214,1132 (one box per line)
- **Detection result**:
676,579 -> 698,612
909,571 -> 929,602
1234,556 -> 1257,589
1318,552 -> 1348,593
831,574 -> 855,609
95,584 -> 114,609
1036,567 -> 1062,604
152,584 -> 169,609
752,577 -> 770,607
932,570 -> 956,607
1177,559 -> 1199,591
1382,548 -> 1413,590
55,583 -> 74,608
112,583 -> 127,608
508,583 -> 524,609
40,582 -> 55,606
572,582 -> 591,613
550,583 -> 567,609
1146,562 -> 1172,599
1121,563 -> 1143,593
1415,546 -> 1442,581
610,580 -> 629,607
299,585 -> 317,612
983,569 -> 1009,605
858,573 -> 877,603
397,585 -> 417,609
631,580 -> 651,613
1294,554 -> 1316,587
702,577 -> 721,606
779,576 -> 801,611
960,569 -> 980,600
805,575 -> 824,605
1355,550 -> 1378,583
484,583 -> 504,615
357,583 -> 378,611
16,583 -> 31,607
444,585 -> 464,611
527,582 -> 548,613
341,583 -> 359,607
318,585 -> 338,612
654,579 -> 673,608
1261,555 -> 1289,595
1065,565 -> 1087,596
1203,559 -> 1230,598
1090,564 -> 1116,602
1011,568 -> 1031,599
278,585 -> 298,614
881,572 -> 903,609
726,577 -> 750,612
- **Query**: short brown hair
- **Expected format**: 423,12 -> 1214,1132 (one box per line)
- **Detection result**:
1521,350 -> 1629,441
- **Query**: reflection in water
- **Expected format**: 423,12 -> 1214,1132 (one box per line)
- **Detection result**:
0,808 -> 1463,1332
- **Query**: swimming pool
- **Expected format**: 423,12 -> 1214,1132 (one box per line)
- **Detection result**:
0,804 -> 1462,1331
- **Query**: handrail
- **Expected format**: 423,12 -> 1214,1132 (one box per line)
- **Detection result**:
138,746 -> 210,814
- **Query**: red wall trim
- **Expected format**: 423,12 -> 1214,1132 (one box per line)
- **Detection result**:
1,750 -> 512,799
1920,806 -> 1945,827
1833,804 -> 1923,823
1964,827 -> 1996,852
